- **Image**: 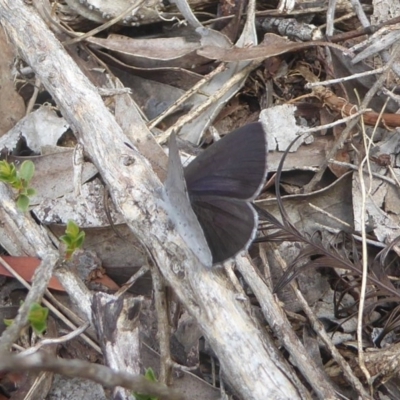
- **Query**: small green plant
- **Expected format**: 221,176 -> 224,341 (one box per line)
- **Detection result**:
4,302 -> 49,335
59,220 -> 85,259
27,302 -> 49,334
134,368 -> 158,400
0,160 -> 36,212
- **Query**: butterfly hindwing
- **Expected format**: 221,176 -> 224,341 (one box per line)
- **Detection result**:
190,195 -> 258,264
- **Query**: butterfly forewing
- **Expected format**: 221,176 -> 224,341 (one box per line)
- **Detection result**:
184,122 -> 268,201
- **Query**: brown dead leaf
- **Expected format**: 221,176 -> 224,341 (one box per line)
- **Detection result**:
197,33 -> 351,62
87,34 -> 205,69
329,147 -> 351,178
0,256 -> 65,291
0,256 -> 120,292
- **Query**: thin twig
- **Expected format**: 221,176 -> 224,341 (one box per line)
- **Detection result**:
115,265 -> 150,297
313,223 -> 386,248
305,66 -> 386,88
25,77 -> 41,115
0,256 -> 101,353
329,160 -> 397,186
0,250 -> 57,353
20,322 -> 90,356
356,93 -> 391,386
308,202 -> 352,228
156,60 -> 262,144
0,352 -> 184,400
300,109 -> 369,133
148,63 -> 227,131
291,281 -> 371,399
303,43 -> 400,193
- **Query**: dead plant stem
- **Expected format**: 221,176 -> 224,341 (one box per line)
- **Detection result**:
149,63 -> 226,132
357,94 -> 390,386
156,60 -> 261,144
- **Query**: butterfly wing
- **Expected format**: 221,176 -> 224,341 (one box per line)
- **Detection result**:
190,195 -> 258,263
184,122 -> 268,201
164,133 -> 212,267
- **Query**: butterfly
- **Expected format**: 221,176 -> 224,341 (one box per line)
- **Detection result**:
182,122 -> 268,264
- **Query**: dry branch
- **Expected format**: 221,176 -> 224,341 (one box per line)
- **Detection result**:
0,351 -> 183,400
0,184 -> 59,351
0,1 -> 301,398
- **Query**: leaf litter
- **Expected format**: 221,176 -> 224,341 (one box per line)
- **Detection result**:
2,0 -> 400,399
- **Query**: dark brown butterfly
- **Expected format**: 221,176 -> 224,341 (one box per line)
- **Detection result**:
183,122 -> 268,263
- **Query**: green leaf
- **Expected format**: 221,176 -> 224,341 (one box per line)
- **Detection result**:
133,395 -> 144,400
144,368 -> 157,382
59,234 -> 72,246
65,220 -> 80,237
3,318 -> 13,327
134,368 -> 158,400
134,393 -> 158,400
30,319 -> 47,335
28,303 -> 49,335
17,195 -> 30,212
1,176 -> 16,184
0,161 -> 18,185
0,160 -> 13,176
26,188 -> 36,197
59,221 -> 85,259
19,160 -> 35,182
75,231 -> 86,248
